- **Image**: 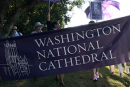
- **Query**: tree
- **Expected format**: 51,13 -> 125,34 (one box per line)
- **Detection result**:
0,0 -> 85,38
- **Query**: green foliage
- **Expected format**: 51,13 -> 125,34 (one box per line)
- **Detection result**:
8,0 -> 85,35
0,0 -> 85,38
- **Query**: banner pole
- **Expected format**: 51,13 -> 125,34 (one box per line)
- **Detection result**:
48,0 -> 50,7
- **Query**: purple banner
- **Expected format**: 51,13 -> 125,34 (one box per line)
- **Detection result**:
0,16 -> 130,80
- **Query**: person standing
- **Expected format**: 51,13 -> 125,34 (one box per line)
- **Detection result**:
51,21 -> 65,86
110,64 -> 123,78
88,21 -> 100,81
9,26 -> 22,37
31,22 -> 44,81
47,7 -> 65,87
31,22 -> 44,34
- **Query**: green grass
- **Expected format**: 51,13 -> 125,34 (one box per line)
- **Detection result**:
0,66 -> 130,87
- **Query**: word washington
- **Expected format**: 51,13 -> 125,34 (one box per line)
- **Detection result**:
34,24 -> 120,47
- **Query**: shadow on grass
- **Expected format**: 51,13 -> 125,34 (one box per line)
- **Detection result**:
100,66 -> 130,87
0,66 -> 129,87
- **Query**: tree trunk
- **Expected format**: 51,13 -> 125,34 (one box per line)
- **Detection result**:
0,0 -> 37,38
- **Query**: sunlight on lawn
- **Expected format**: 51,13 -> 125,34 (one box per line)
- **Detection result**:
0,66 -> 130,87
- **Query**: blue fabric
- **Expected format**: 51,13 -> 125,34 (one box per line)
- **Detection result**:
10,32 -> 22,37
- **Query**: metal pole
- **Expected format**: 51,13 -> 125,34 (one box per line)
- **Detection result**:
48,0 -> 50,7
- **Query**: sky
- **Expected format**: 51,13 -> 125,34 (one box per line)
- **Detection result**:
65,0 -> 130,28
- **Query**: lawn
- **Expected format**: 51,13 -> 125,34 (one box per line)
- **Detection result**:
0,66 -> 130,87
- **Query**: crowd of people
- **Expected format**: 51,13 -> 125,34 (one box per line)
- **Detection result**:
8,7 -> 130,87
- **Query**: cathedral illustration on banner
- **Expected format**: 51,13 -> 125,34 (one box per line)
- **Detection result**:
3,40 -> 32,77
